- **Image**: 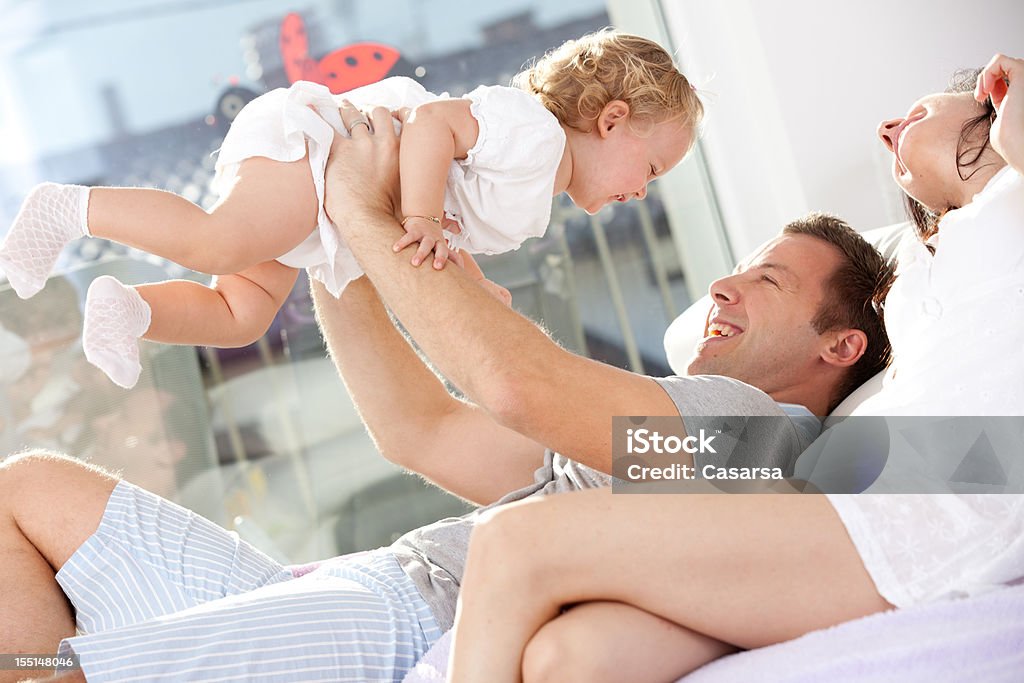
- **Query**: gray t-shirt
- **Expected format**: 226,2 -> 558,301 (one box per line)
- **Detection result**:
389,374 -> 820,630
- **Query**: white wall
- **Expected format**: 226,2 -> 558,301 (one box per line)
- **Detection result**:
662,0 -> 1024,257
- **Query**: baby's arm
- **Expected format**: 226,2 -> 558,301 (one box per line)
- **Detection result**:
395,99 -> 479,269
522,601 -> 737,683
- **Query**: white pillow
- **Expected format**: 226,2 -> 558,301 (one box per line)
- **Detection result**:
662,293 -> 712,378
663,222 -> 914,416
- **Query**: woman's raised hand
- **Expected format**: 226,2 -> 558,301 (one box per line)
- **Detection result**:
975,53 -> 1024,173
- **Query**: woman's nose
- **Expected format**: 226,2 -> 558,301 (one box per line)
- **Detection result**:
877,117 -> 902,151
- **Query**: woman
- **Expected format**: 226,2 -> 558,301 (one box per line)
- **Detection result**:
446,53 -> 1024,683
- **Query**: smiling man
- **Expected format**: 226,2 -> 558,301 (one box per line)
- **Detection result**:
689,219 -> 894,416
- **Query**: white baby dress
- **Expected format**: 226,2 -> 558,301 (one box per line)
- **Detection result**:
212,77 -> 567,297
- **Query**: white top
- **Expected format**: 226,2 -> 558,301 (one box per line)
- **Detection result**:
212,78 -> 566,296
829,167 -> 1024,608
855,166 -> 1024,416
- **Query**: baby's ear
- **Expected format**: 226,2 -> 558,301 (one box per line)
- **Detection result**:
598,100 -> 631,136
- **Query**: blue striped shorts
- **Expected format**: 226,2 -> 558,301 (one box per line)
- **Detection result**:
55,480 -> 444,681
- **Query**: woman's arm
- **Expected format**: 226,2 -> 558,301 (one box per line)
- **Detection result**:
396,99 -> 480,268
976,53 -> 1024,175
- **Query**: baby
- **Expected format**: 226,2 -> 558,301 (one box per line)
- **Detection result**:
0,30 -> 702,388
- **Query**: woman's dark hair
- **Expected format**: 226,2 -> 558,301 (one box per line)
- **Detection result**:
904,69 -> 998,246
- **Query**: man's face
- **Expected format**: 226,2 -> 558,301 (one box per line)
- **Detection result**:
686,234 -> 842,399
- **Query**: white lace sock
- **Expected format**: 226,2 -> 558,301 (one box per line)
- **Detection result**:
83,276 -> 152,389
0,183 -> 91,299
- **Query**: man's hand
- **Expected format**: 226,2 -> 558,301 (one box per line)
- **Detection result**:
324,102 -> 402,227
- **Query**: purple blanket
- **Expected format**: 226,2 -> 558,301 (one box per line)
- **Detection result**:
403,584 -> 1024,682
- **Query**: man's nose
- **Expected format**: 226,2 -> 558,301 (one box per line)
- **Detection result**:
635,184 -> 648,201
877,117 -> 902,151
709,274 -> 739,304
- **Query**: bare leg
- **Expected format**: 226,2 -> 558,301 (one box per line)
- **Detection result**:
521,601 -> 736,683
80,260 -> 298,387
0,452 -> 119,683
136,260 -> 300,347
448,489 -> 891,683
87,155 -> 319,275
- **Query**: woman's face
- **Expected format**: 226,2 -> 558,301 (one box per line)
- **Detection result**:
877,91 -> 1000,212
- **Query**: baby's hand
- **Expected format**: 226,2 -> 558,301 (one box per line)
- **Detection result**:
394,215 -> 461,269
394,215 -> 447,268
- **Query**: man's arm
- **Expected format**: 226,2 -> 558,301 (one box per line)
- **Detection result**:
326,105 -> 680,475
312,275 -> 545,505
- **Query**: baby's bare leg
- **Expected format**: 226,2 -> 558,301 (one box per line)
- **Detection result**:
88,155 -> 319,275
138,260 -> 300,347
0,157 -> 317,300
522,601 -> 735,683
82,261 -> 298,387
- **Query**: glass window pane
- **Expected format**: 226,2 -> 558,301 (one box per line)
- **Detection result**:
1,0 -> 728,562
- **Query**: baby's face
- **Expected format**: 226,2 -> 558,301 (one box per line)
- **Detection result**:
566,116 -> 693,215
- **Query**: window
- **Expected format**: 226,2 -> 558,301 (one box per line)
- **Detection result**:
0,0 -> 727,562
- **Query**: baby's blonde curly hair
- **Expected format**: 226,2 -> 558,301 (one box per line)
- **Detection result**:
513,29 -> 702,136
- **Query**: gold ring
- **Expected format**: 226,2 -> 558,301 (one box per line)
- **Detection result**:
350,119 -> 371,132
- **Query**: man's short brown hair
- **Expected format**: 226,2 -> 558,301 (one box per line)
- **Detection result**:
782,212 -> 896,412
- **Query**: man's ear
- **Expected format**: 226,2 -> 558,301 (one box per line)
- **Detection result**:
822,329 -> 867,368
597,100 -> 630,138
